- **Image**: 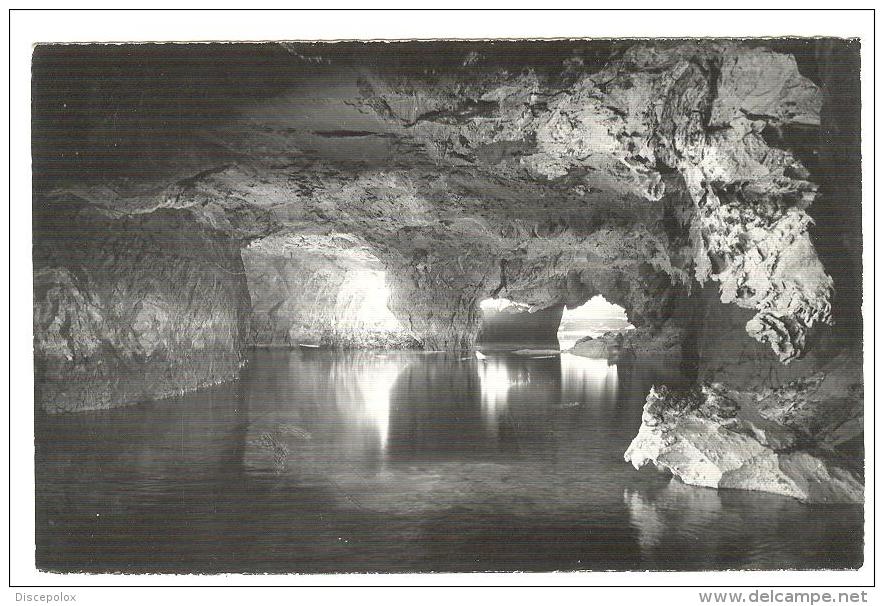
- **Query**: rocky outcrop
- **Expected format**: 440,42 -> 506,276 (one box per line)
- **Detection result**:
624,384 -> 863,504
685,284 -> 864,454
33,204 -> 251,413
623,278 -> 864,503
571,323 -> 684,358
694,200 -> 832,364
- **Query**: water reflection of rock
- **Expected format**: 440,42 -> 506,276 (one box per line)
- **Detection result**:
474,354 -> 562,444
237,349 -> 694,517
385,352 -> 636,460
624,480 -> 724,553
38,381 -> 249,505
388,356 -> 487,458
623,478 -> 863,569
37,349 -> 864,572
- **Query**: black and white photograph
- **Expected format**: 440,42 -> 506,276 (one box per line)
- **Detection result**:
7,7 -> 876,596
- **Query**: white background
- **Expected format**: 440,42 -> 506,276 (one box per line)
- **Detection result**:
4,6 -> 878,601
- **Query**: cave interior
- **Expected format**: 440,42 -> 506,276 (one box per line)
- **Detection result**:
32,39 -> 863,505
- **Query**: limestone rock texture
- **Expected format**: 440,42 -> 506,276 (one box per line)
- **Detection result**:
33,204 -> 251,412
242,234 -> 418,349
622,278 -> 864,501
36,41 -> 838,359
32,33 -> 862,505
625,383 -> 863,504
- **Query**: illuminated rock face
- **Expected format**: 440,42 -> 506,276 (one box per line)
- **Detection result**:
242,236 -> 418,349
333,42 -> 832,362
32,36 -> 861,497
625,383 -> 863,504
35,41 -> 840,362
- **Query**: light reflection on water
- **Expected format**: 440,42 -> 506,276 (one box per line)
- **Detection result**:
477,355 -> 511,435
560,353 -> 618,403
35,348 -> 863,573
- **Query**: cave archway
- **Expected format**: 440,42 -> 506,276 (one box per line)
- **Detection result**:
30,40 -> 856,418
476,295 -> 634,350
477,297 -> 564,348
557,295 -> 634,350
242,234 -> 418,349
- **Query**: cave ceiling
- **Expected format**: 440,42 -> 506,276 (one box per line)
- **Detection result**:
33,39 -> 833,361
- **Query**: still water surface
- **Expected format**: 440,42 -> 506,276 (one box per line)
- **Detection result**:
35,348 -> 863,573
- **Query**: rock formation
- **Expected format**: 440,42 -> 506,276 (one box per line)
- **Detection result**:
32,39 -> 862,502
33,203 -> 251,412
242,233 -> 417,349
478,301 -> 564,346
625,383 -> 863,504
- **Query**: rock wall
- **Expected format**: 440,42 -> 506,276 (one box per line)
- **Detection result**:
613,41 -> 864,502
625,283 -> 864,502
692,284 -> 862,449
813,40 -> 863,329
242,242 -> 418,349
351,43 -> 834,363
33,204 -> 251,413
386,260 -> 490,350
478,303 -> 564,346
689,285 -> 856,389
